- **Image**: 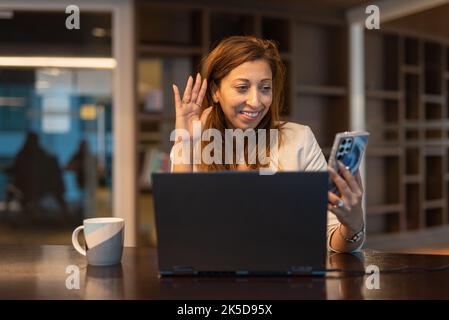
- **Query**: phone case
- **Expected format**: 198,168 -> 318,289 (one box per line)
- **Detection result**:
328,131 -> 369,194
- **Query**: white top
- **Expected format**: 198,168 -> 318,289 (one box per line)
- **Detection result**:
170,122 -> 364,252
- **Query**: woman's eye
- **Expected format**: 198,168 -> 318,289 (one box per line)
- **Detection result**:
261,86 -> 272,92
236,86 -> 248,92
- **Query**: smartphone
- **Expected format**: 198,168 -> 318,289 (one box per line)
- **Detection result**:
328,131 -> 369,195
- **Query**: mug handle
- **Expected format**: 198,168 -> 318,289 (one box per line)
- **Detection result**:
72,226 -> 86,256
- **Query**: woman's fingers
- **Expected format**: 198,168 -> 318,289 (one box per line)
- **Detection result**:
175,74 -> 207,109
328,167 -> 365,233
328,166 -> 352,201
182,76 -> 193,104
327,191 -> 346,215
328,191 -> 343,207
327,192 -> 356,228
196,78 -> 208,106
173,84 -> 182,109
190,73 -> 202,103
337,161 -> 363,196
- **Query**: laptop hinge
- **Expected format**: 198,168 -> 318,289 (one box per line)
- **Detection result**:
171,266 -> 198,275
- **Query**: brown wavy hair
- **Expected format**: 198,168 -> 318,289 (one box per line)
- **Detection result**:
199,35 -> 286,171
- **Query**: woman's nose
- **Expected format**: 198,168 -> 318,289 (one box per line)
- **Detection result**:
246,88 -> 260,108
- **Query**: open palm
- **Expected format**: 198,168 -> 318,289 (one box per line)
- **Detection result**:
172,73 -> 212,138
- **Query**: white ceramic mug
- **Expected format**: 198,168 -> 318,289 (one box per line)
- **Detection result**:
72,217 -> 124,266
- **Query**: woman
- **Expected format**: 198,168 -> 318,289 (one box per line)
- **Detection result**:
171,36 -> 365,253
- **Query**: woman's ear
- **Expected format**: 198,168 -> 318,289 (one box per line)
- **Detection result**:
211,82 -> 219,103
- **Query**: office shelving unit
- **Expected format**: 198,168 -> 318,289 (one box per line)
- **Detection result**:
365,29 -> 449,237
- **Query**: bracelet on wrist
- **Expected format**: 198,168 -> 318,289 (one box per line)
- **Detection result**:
339,224 -> 364,243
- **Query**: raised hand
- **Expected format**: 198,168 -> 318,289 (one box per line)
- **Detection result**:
172,73 -> 211,138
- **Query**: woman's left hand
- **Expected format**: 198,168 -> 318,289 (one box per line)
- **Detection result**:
328,162 -> 364,234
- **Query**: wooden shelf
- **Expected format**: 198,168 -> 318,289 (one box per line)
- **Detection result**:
139,44 -> 204,55
423,199 -> 446,210
423,147 -> 445,156
373,123 -> 400,130
366,89 -> 402,100
403,175 -> 422,184
404,121 -> 449,130
422,94 -> 445,104
367,204 -> 404,215
403,121 -> 421,129
368,141 -> 402,149
296,85 -> 346,96
422,120 -> 449,128
402,65 -> 422,74
366,147 -> 403,157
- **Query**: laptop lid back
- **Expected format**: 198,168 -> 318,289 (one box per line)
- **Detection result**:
152,171 -> 328,275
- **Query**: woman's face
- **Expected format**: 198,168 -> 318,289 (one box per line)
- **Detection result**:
214,59 -> 273,129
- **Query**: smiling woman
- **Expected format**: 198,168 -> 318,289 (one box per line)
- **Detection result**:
170,35 -> 366,254
173,36 -> 285,172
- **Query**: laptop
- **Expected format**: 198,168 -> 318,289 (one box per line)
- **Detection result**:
152,171 -> 328,276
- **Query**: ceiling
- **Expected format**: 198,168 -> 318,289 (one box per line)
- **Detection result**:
263,0 -> 373,10
242,0 -> 373,17
384,3 -> 449,39
268,0 -> 449,39
0,11 -> 111,56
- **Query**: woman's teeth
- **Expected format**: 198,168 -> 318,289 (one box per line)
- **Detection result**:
240,111 -> 259,118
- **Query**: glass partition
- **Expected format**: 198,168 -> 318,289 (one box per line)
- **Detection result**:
0,9 -> 113,244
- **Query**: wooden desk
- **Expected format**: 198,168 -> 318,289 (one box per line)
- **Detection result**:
1,245 -> 449,299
